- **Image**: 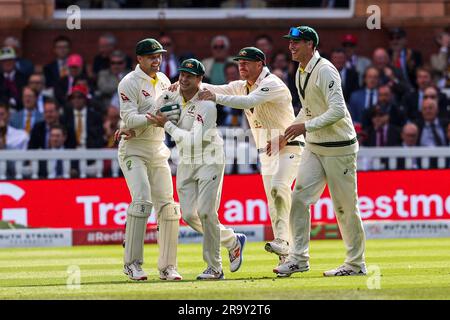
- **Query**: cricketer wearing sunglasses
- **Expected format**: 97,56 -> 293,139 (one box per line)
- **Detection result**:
198,47 -> 304,270
272,26 -> 367,278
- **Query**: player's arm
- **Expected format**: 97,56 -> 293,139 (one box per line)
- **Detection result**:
213,80 -> 285,110
163,102 -> 216,148
201,81 -> 242,95
118,81 -> 152,129
303,65 -> 347,132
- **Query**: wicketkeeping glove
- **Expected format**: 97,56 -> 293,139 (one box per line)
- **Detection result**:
160,104 -> 181,125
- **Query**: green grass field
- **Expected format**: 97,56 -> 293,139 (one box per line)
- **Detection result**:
0,238 -> 450,300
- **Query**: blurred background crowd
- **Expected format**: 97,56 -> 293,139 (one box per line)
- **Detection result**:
1,1 -> 450,178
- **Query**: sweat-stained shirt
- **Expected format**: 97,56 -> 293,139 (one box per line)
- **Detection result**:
117,64 -> 171,158
203,66 -> 304,150
293,51 -> 359,156
160,87 -> 224,165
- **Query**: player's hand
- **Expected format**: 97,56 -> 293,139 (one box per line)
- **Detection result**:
146,111 -> 169,127
266,135 -> 287,156
198,88 -> 216,102
284,123 -> 306,141
168,82 -> 179,92
114,128 -> 136,141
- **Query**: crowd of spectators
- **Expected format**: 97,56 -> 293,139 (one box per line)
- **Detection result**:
1,27 -> 450,179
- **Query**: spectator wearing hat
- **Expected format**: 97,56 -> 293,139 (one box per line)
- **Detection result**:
402,68 -> 449,122
44,36 -> 72,88
0,47 -> 28,111
330,48 -> 359,102
3,36 -> 34,78
341,34 -> 371,87
54,53 -> 86,106
9,86 -> 43,134
202,35 -> 233,85
61,84 -> 104,150
388,27 -> 422,88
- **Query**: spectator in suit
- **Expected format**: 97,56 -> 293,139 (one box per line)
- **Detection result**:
330,48 -> 359,102
28,73 -> 53,114
388,28 -> 422,88
271,51 -> 290,84
0,102 -> 28,179
54,53 -> 86,106
363,104 -> 402,147
41,124 -> 69,179
348,66 -> 379,124
341,33 -> 371,87
362,85 -> 406,129
402,68 -> 449,122
92,33 -> 132,77
372,47 -> 409,102
397,123 -> 420,170
0,47 -> 28,111
158,34 -> 180,82
28,98 -> 74,150
255,35 -> 274,67
97,50 -> 129,108
62,84 -> 105,177
44,36 -> 72,88
202,35 -> 233,85
3,36 -> 34,78
216,62 -> 243,127
9,86 -> 43,134
416,97 -> 449,147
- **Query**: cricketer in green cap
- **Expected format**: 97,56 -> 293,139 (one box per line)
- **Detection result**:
232,47 -> 266,65
283,26 -> 319,47
135,38 -> 167,56
178,58 -> 205,76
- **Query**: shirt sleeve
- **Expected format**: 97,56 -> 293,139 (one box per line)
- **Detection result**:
215,79 -> 286,110
164,101 -> 217,149
304,65 -> 347,132
118,79 -> 148,129
202,81 -> 242,95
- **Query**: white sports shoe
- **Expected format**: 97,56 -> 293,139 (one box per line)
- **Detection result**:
229,233 -> 247,273
160,265 -> 182,281
323,264 -> 367,277
273,261 -> 309,277
196,267 -> 225,280
265,238 -> 289,256
123,262 -> 147,281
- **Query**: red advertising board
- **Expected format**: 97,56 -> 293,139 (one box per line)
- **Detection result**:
1,170 -> 450,229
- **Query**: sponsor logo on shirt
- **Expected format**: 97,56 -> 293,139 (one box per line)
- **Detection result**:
261,87 -> 269,92
141,90 -> 150,97
196,114 -> 204,124
120,93 -> 130,102
329,81 -> 334,89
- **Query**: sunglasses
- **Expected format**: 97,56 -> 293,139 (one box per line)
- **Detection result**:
213,45 -> 225,50
424,95 -> 437,99
110,60 -> 124,65
288,27 -> 302,37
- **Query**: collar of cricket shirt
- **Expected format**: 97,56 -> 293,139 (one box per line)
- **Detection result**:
242,66 -> 271,90
300,50 -> 321,74
135,64 -> 159,85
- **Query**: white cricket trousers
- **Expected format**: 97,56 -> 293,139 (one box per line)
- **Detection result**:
259,146 -> 302,243
176,162 -> 235,272
289,148 -> 366,269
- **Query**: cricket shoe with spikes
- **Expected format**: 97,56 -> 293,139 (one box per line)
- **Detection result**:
273,260 -> 309,277
159,265 -> 182,281
197,267 -> 225,280
229,233 -> 247,272
123,261 -> 147,281
323,264 -> 367,277
265,238 -> 289,256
